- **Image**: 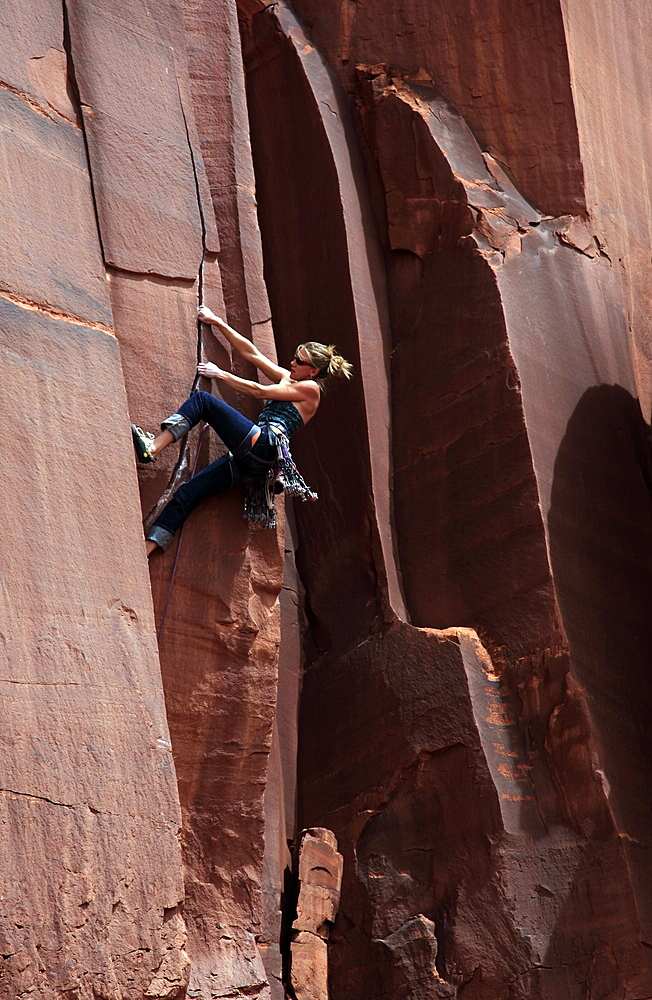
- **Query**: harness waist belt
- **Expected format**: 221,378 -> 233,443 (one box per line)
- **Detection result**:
264,422 -> 287,439
231,423 -> 262,461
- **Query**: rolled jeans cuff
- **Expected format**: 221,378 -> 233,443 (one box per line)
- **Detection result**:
161,412 -> 192,441
146,524 -> 176,552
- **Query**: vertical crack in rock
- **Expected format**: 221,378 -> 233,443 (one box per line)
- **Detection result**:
143,77 -> 212,533
139,4 -> 286,997
61,0 -> 106,266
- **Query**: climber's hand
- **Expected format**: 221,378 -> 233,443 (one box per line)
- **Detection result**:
198,305 -> 221,325
197,362 -> 224,379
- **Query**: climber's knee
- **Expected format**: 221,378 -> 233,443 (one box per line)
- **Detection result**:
146,524 -> 176,552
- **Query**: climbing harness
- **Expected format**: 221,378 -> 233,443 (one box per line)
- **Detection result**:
243,424 -> 317,528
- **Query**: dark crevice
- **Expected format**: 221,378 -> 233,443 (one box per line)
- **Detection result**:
143,83 -> 211,533
0,787 -> 75,809
280,857 -> 299,997
61,0 -> 106,265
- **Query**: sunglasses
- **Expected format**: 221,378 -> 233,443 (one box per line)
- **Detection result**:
293,354 -> 313,366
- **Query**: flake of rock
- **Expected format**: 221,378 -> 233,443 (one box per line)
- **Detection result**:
377,917 -> 456,999
294,829 -> 344,938
475,208 -> 520,253
288,829 -> 343,1000
0,88 -> 111,324
65,0 -> 205,278
554,215 -> 599,257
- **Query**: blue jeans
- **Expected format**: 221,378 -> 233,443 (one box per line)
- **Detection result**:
147,391 -> 276,549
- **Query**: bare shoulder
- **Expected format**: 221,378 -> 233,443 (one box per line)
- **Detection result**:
301,379 -> 321,398
278,375 -> 320,398
295,381 -> 321,422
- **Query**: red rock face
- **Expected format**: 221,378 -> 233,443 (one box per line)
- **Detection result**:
559,0 -> 652,419
289,0 -> 586,218
242,4 -> 652,998
0,2 -> 188,995
1,0 -> 283,996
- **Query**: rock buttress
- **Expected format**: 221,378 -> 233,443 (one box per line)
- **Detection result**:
75,0 -> 285,993
242,4 -> 652,998
0,1 -> 187,996
2,0 -> 287,996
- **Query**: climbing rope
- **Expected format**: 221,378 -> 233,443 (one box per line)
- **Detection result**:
156,420 -> 208,643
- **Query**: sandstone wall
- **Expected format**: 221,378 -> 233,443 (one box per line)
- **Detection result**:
559,0 -> 652,418
0,1 -> 189,996
242,2 -> 652,998
1,0 -> 284,997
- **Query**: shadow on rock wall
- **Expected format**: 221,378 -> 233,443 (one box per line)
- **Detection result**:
547,383 -> 652,942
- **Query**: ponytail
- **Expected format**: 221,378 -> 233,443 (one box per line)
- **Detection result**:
298,342 -> 354,381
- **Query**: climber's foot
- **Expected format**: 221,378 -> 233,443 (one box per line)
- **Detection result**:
131,424 -> 156,463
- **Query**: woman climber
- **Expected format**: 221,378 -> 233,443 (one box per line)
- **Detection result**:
131,305 -> 353,555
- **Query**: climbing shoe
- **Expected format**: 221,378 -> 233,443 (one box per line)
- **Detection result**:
131,424 -> 156,463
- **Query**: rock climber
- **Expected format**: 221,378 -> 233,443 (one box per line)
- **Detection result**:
131,305 -> 353,555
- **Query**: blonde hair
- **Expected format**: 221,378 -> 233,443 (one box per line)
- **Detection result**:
297,342 -> 353,382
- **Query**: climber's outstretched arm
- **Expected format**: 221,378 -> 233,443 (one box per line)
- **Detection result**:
196,362 -> 319,404
198,306 -> 289,383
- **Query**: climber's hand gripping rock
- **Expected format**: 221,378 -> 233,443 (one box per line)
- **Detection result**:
198,305 -> 222,325
197,362 -> 225,379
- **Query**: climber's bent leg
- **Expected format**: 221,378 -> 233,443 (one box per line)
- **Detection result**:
146,454 -> 240,551
164,391 -> 259,453
135,391 -> 259,464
